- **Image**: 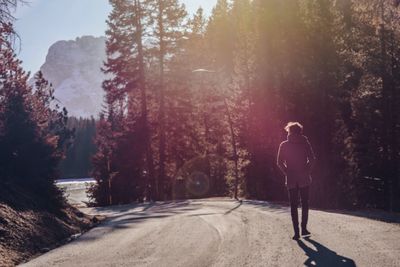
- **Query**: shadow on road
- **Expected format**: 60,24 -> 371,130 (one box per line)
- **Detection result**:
77,201 -> 203,243
241,200 -> 290,214
241,200 -> 400,224
224,200 -> 243,215
297,237 -> 356,267
321,209 -> 400,224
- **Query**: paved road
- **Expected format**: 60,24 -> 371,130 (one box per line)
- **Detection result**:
21,199 -> 400,267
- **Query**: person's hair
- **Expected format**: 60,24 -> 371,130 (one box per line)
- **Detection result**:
284,122 -> 303,135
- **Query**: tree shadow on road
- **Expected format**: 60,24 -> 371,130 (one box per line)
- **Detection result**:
77,201 -> 202,242
241,199 -> 290,214
321,209 -> 400,224
297,237 -> 356,267
224,200 -> 243,215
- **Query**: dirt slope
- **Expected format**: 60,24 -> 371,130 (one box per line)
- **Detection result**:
0,184 -> 97,267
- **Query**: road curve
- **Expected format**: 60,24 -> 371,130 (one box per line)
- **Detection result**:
21,199 -> 400,267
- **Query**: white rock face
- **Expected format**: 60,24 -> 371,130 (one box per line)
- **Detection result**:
39,36 -> 106,118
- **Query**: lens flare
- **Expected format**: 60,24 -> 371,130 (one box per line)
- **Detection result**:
186,171 -> 210,197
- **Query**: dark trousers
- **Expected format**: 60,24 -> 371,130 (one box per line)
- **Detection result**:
288,186 -> 309,233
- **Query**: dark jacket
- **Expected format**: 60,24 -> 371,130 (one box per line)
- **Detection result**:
277,134 -> 316,189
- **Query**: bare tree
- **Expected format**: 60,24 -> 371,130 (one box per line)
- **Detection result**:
1,0 -> 27,47
0,0 -> 26,23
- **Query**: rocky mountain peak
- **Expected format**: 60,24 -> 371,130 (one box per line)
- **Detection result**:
39,35 -> 106,118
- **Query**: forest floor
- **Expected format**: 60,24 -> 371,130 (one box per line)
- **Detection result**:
0,184 -> 102,267
20,198 -> 400,267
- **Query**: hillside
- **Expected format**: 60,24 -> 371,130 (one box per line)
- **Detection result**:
0,183 -> 100,266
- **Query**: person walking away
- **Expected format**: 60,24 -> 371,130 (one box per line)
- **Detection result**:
277,122 -> 316,240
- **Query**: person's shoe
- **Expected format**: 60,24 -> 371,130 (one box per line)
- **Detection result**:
301,228 -> 311,236
292,233 -> 300,240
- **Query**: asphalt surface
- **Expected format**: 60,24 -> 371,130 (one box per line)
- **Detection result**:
20,198 -> 400,267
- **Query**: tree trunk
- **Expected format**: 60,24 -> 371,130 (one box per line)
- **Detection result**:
157,0 -> 166,200
135,0 -> 156,201
379,1 -> 394,211
224,99 -> 240,200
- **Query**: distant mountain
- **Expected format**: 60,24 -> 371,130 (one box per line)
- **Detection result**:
38,36 -> 106,118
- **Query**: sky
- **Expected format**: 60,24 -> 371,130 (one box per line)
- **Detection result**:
14,0 -> 216,74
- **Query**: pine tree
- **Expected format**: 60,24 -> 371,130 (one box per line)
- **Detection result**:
89,0 -> 143,205
228,0 -> 255,199
133,0 -> 156,201
338,0 -> 400,210
89,114 -> 117,206
145,0 -> 187,199
88,0 -> 400,209
90,0 -> 146,205
206,0 -> 234,75
0,23 -> 72,208
166,7 -> 231,198
59,117 -> 97,178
